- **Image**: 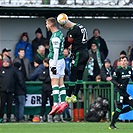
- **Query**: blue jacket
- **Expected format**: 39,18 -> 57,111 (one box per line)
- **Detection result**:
29,64 -> 45,81
15,40 -> 33,62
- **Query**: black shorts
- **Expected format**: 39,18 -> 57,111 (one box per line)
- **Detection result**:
72,49 -> 89,71
115,91 -> 132,105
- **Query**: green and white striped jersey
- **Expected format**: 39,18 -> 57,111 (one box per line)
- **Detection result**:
48,30 -> 64,61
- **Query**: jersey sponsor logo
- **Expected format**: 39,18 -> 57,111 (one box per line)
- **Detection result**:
53,41 -> 59,45
121,74 -> 131,79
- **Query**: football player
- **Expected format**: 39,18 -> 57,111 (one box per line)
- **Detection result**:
57,13 -> 89,103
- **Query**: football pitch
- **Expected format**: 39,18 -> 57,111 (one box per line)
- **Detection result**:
0,122 -> 133,133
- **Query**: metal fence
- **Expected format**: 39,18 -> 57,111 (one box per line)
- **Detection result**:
82,81 -> 114,121
24,81 -> 114,121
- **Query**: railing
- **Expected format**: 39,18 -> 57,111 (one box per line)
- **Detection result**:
82,81 -> 114,121
25,81 -> 114,121
0,0 -> 133,6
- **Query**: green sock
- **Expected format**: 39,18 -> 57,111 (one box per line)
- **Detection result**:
59,85 -> 66,102
52,85 -> 59,104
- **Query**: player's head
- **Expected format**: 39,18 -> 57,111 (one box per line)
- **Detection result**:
119,56 -> 128,68
46,17 -> 57,31
57,13 -> 69,28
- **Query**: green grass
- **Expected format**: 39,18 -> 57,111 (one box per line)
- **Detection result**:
0,122 -> 133,133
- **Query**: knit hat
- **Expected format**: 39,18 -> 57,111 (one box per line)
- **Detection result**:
120,50 -> 126,56
2,48 -> 11,53
14,62 -> 21,69
35,28 -> 42,34
91,42 -> 98,47
21,32 -> 28,37
2,57 -> 10,62
104,58 -> 111,64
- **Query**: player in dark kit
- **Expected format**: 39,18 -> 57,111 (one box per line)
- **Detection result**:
109,56 -> 133,129
57,13 -> 89,103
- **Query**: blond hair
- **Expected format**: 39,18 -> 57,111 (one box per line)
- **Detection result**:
46,17 -> 57,27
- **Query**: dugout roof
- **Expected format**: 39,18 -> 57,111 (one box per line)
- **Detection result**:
0,5 -> 133,18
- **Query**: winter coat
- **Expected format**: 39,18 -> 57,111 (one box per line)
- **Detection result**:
15,40 -> 33,62
0,66 -> 16,93
13,57 -> 32,80
39,67 -> 52,91
29,64 -> 45,81
32,36 -> 48,59
87,36 -> 108,58
14,67 -> 27,96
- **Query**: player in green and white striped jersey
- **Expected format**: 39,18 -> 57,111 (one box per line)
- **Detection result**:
46,17 -> 68,115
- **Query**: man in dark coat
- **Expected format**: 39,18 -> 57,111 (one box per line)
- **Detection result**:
0,57 -> 16,123
32,28 -> 48,60
87,29 -> 108,58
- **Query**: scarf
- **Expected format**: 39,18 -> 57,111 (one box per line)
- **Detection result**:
87,49 -> 102,76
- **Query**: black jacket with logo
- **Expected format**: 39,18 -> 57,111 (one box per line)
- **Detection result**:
112,66 -> 133,96
0,66 -> 16,93
39,67 -> 52,91
14,67 -> 27,96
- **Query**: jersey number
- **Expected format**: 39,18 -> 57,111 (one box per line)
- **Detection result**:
81,28 -> 88,43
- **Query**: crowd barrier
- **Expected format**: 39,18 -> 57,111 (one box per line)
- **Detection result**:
7,81 -> 133,121
24,81 -> 50,115
82,81 -> 114,121
24,81 -> 114,121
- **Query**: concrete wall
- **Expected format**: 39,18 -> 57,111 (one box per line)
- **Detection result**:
0,17 -> 132,64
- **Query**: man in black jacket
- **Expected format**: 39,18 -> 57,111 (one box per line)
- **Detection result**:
87,29 -> 108,58
39,58 -> 53,122
100,58 -> 113,82
32,28 -> 48,60
14,62 -> 27,122
0,57 -> 17,123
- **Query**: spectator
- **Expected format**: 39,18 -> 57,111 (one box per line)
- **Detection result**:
29,64 -> 44,81
87,42 -> 105,81
128,45 -> 133,62
13,48 -> 32,81
87,29 -> 108,58
14,32 -> 33,63
100,58 -> 113,82
127,45 -> 132,61
0,57 -> 17,123
113,50 -> 128,69
63,48 -> 71,81
34,45 -> 45,66
32,28 -> 48,60
63,48 -> 72,121
0,54 -> 3,67
14,62 -> 27,122
45,43 -> 50,58
2,48 -> 12,65
39,58 -> 54,122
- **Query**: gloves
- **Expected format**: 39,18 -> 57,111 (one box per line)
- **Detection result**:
51,67 -> 57,75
